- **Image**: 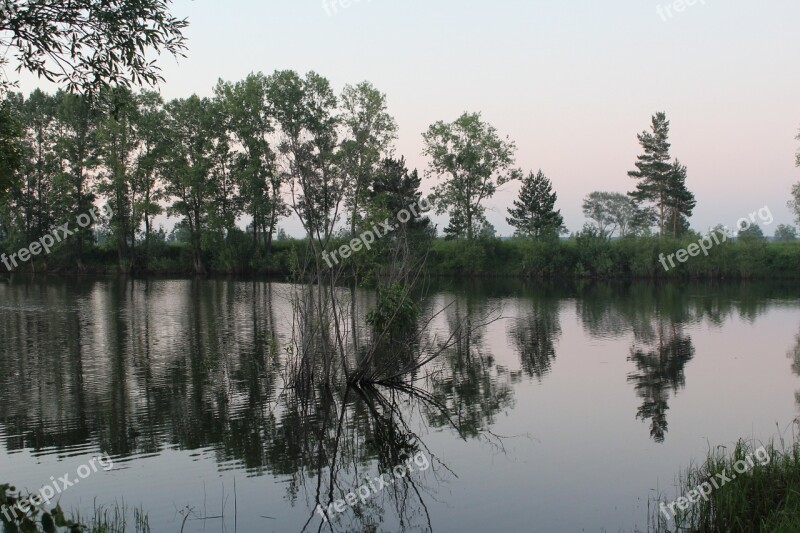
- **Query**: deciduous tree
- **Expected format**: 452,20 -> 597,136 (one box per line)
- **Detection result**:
0,0 -> 188,93
162,95 -> 218,274
0,97 -> 22,199
268,70 -> 340,246
583,192 -> 629,238
215,73 -> 285,257
339,81 -> 397,238
774,224 -> 797,242
423,112 -> 517,240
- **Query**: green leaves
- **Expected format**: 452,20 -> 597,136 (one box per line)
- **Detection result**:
268,70 -> 340,240
366,282 -> 419,341
0,98 -> 23,199
664,159 -> 696,237
789,183 -> 800,226
423,112 -> 517,240
340,81 -> 397,236
582,191 -> 650,238
1,0 -> 188,94
774,224 -> 797,242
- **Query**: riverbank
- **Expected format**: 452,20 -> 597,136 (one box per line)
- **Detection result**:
652,439 -> 800,532
1,483 -> 150,532
2,235 -> 800,279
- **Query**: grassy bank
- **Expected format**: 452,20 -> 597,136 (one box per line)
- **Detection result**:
652,439 -> 800,532
1,483 -> 151,532
3,234 -> 800,280
427,236 -> 800,279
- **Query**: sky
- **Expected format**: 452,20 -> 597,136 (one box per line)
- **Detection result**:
17,0 -> 800,237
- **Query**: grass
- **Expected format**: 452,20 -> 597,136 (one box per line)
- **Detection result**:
1,483 -> 150,533
651,434 -> 800,532
70,502 -> 151,533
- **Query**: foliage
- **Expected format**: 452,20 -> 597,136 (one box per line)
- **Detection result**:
582,191 -> 649,238
628,112 -> 695,237
423,235 -> 800,280
161,94 -> 222,274
738,224 -> 765,242
790,182 -> 800,226
366,282 -> 419,341
339,81 -> 397,237
774,224 -> 797,242
628,112 -> 673,236
0,96 -> 22,199
423,112 -> 517,240
214,73 -> 284,258
664,159 -> 696,237
797,126 -> 800,168
355,156 -> 433,281
2,82 -> 798,283
269,70 -> 339,245
0,0 -> 188,93
0,72 -> 395,276
1,483 -> 79,532
506,169 -> 564,240
95,86 -> 140,270
653,440 -> 800,533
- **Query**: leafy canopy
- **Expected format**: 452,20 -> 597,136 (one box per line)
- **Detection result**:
0,0 -> 188,93
423,112 -> 517,240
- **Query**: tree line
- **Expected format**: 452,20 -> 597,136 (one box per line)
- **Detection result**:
1,86 -> 799,277
0,73 -> 570,275
0,74 -> 408,273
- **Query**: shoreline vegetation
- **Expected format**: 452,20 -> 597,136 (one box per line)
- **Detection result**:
2,235 -> 800,280
651,436 -> 800,533
1,484 -> 151,533
3,83 -> 800,285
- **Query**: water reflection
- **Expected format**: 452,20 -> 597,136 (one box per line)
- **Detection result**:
508,290 -> 561,382
0,279 -> 514,531
627,322 -> 695,443
788,327 -> 800,408
295,385 -> 447,532
425,297 -> 513,439
1,279 -> 800,530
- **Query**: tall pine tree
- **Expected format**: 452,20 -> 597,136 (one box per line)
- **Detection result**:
665,160 -> 696,237
628,112 -> 673,237
506,170 -> 564,240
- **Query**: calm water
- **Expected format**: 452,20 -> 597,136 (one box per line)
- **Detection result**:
1,279 -> 799,532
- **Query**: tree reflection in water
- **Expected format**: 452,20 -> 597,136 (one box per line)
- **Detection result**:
627,321 -> 695,443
